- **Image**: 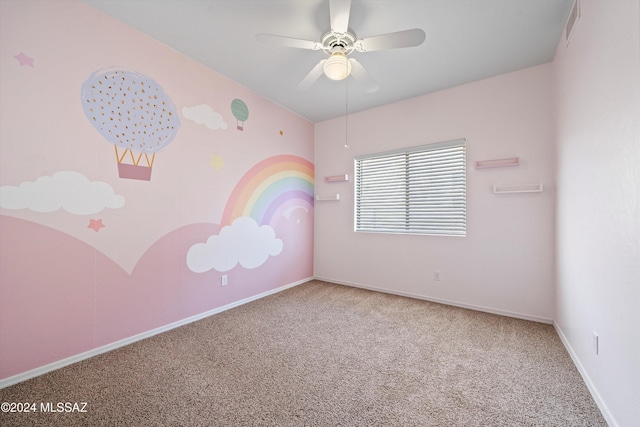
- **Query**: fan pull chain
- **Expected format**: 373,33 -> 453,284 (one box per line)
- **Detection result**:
345,77 -> 349,149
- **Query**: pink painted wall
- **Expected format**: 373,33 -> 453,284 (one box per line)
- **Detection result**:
314,63 -> 556,322
0,0 -> 313,381
553,1 -> 640,425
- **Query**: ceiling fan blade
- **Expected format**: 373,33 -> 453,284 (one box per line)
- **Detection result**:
297,60 -> 327,91
349,59 -> 379,93
330,0 -> 351,34
255,33 -> 321,50
355,28 -> 426,52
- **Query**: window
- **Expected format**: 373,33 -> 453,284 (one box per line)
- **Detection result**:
354,139 -> 466,236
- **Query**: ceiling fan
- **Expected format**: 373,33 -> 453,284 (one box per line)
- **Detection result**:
255,0 -> 426,93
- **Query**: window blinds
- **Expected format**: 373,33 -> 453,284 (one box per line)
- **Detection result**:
354,139 -> 466,236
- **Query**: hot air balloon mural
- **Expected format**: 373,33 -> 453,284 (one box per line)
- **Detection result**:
231,98 -> 249,131
81,69 -> 180,181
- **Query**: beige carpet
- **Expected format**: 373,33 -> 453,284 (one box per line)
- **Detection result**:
0,280 -> 606,426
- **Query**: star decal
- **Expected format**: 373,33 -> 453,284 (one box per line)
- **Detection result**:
210,155 -> 224,170
14,52 -> 34,67
88,218 -> 105,232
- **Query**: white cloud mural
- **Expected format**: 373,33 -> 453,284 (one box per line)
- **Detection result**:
0,170 -> 125,215
187,216 -> 283,273
182,104 -> 228,130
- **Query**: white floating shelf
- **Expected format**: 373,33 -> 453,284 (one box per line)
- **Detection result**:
315,194 -> 340,201
476,157 -> 520,169
493,183 -> 543,194
324,174 -> 349,183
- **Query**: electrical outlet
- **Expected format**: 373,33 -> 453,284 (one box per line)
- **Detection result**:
434,272 -> 441,281
221,275 -> 228,286
592,331 -> 599,355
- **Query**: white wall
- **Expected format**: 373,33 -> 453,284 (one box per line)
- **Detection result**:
553,1 -> 640,425
314,63 -> 556,322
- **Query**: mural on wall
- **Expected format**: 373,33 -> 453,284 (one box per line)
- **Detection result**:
0,171 -> 125,215
14,51 -> 34,67
80,68 -> 180,181
182,104 -> 227,130
187,154 -> 314,273
231,98 -> 249,131
210,155 -> 225,170
0,171 -> 125,233
88,218 -> 106,232
186,216 -> 283,273
220,154 -> 314,227
0,0 -> 315,383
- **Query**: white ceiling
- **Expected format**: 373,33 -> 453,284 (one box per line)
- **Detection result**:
82,0 -> 574,123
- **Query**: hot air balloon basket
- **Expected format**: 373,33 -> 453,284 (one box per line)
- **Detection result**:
118,163 -> 152,181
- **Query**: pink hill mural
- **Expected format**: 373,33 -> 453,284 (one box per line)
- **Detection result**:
0,211 -> 312,379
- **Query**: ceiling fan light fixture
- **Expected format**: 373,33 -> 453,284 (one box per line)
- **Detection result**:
323,50 -> 351,80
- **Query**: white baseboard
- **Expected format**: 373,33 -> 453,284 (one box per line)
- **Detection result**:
314,276 -> 554,324
0,277 -> 313,389
553,322 -> 616,427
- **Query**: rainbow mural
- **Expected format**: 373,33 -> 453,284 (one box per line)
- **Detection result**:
221,155 -> 314,227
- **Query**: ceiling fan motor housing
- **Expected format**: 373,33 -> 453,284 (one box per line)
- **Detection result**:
321,30 -> 357,56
